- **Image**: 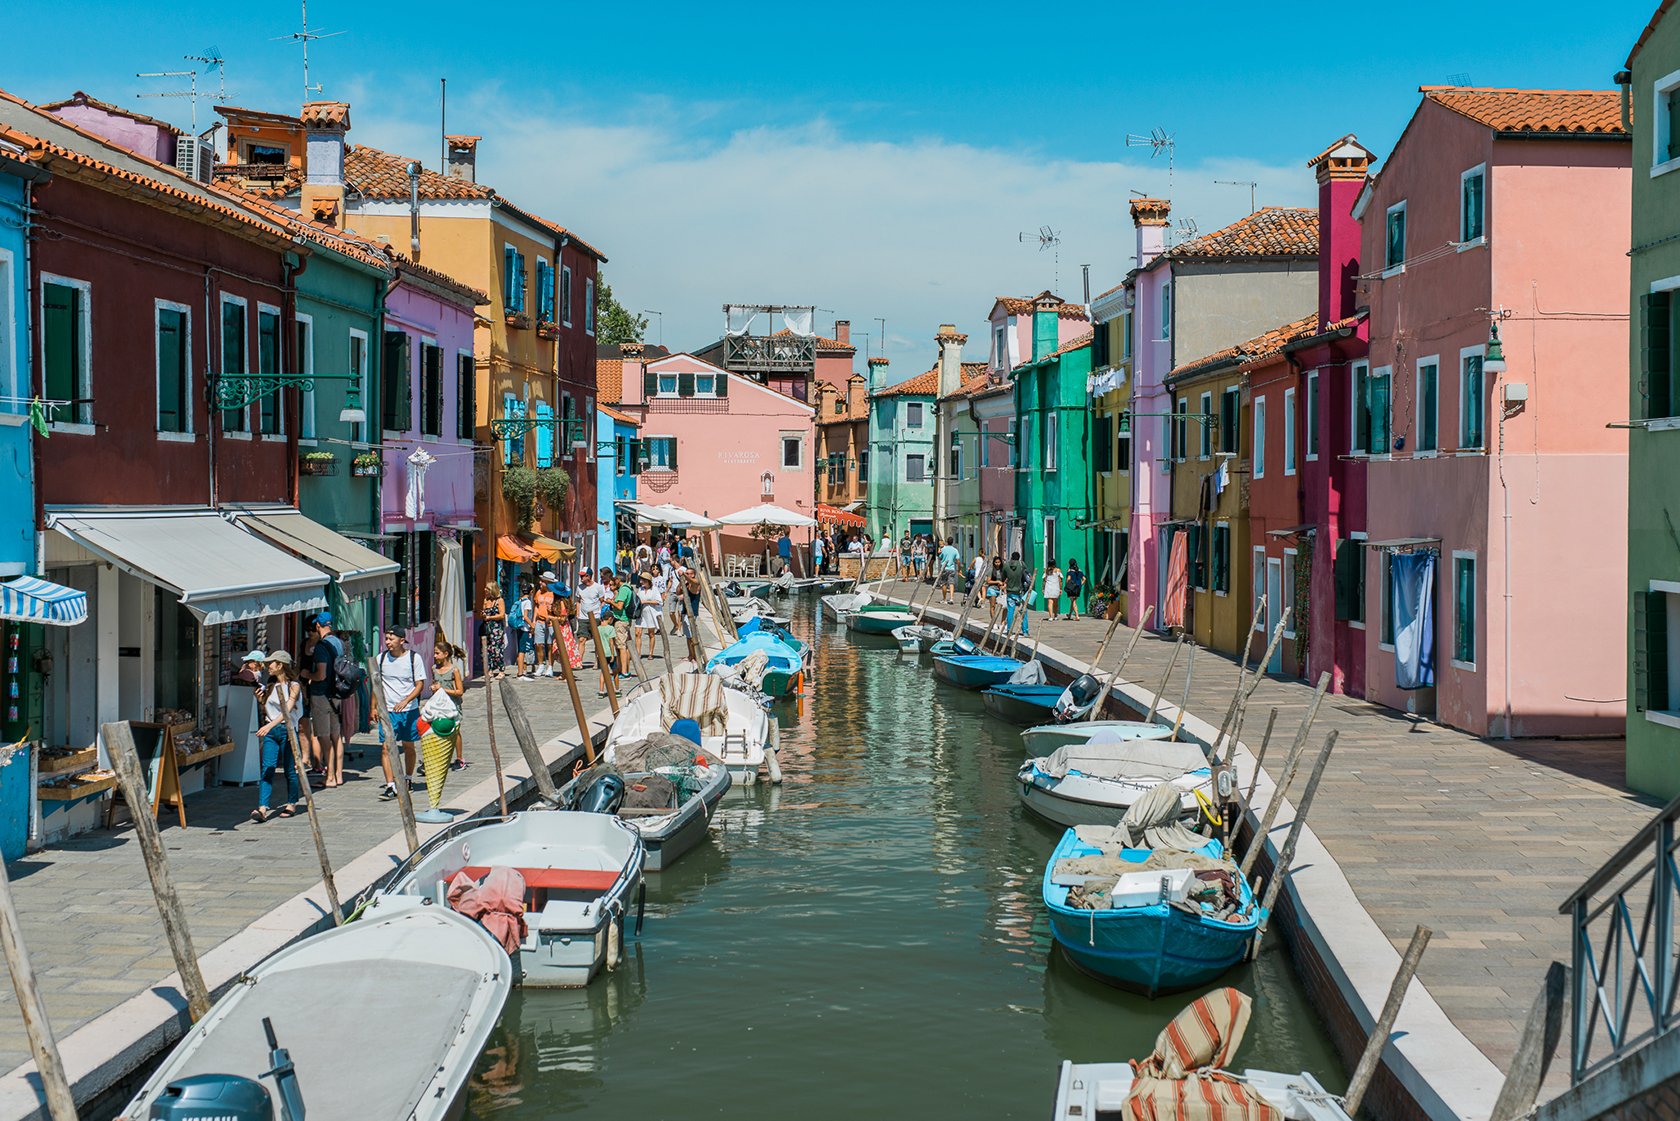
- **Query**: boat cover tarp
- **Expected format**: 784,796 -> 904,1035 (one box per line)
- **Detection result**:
1008,660 -> 1047,685
1124,988 -> 1281,1121
448,868 -> 528,955
657,672 -> 728,736
1039,739 -> 1209,782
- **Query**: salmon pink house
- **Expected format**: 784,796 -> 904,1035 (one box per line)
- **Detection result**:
609,345 -> 815,556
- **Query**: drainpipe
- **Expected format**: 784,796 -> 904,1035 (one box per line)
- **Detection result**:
407,162 -> 422,261
1615,70 -> 1633,132
204,268 -> 217,508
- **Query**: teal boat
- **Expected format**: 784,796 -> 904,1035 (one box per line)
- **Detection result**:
707,630 -> 805,697
932,654 -> 1024,689
847,605 -> 916,635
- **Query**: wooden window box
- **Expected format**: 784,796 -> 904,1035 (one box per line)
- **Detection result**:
38,770 -> 117,801
37,745 -> 97,776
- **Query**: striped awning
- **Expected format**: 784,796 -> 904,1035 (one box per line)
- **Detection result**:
0,576 -> 88,626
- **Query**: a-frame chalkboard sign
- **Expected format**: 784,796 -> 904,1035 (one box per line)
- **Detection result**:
110,721 -> 187,828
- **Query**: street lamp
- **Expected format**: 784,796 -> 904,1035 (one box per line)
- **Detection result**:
1483,318 -> 1508,375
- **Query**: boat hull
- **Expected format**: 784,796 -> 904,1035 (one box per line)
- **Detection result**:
1015,766 -> 1202,830
1052,1062 -> 1351,1121
932,654 -> 1023,690
1020,720 -> 1174,756
558,764 -> 731,873
847,610 -> 915,635
981,684 -> 1063,724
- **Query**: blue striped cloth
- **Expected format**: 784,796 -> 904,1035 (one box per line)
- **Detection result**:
0,576 -> 88,626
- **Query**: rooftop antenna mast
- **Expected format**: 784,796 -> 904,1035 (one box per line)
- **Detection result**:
1126,126 -> 1176,195
272,0 -> 347,102
1019,225 -> 1062,289
135,68 -> 200,131
1214,179 -> 1258,213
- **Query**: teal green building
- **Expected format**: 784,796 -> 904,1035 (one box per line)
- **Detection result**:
1012,311 -> 1095,583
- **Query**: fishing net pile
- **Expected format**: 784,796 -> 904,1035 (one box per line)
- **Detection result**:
599,732 -> 725,805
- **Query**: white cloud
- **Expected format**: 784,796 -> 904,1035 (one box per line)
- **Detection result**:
354,96 -> 1315,379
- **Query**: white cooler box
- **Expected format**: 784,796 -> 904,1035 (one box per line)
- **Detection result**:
1112,867 -> 1194,907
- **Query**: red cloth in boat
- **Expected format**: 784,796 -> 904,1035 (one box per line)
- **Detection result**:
1123,988 -> 1281,1121
447,867 -> 528,955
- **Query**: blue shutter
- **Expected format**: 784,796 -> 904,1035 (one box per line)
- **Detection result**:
504,247 -> 516,308
535,402 -> 554,468
513,250 -> 526,313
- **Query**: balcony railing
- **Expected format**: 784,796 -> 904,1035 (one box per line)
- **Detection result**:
724,333 -> 815,374
1559,792 -> 1680,1083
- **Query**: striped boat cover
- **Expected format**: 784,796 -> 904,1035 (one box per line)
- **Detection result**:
1123,988 -> 1280,1121
656,672 -> 728,737
0,576 -> 88,626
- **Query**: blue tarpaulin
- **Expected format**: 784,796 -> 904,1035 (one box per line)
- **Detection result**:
1391,552 -> 1436,690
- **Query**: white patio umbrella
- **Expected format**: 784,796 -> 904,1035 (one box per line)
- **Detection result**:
714,503 -> 818,528
637,502 -> 720,530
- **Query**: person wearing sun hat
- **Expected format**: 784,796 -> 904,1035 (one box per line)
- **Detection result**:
251,651 -> 302,823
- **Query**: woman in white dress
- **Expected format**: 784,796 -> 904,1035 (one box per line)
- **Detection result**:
634,574 -> 663,657
1041,563 -> 1064,622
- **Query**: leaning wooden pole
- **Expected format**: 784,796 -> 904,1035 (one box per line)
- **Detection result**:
1222,610 -> 1292,763
1342,925 -> 1433,1118
1251,729 -> 1339,953
1240,670 -> 1331,878
481,636 -> 510,816
498,678 -> 563,805
1490,961 -> 1570,1121
950,559 -> 989,643
278,691 -> 342,923
0,857 -> 79,1121
1090,605 -> 1154,720
1213,594 -> 1268,751
1144,632 -> 1185,725
365,657 -> 420,854
103,720 -> 211,1021
553,630 -> 600,766
1242,708 -> 1282,807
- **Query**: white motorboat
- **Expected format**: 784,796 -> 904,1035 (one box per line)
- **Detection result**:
560,736 -> 732,872
821,588 -> 872,621
373,811 -> 645,988
606,671 -> 781,785
1020,718 -> 1174,757
1052,1063 -> 1348,1121
122,900 -> 510,1121
1017,735 -> 1211,829
891,623 -> 947,652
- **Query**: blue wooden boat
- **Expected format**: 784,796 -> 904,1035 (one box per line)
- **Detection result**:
706,632 -> 805,697
1041,829 -> 1260,996
932,654 -> 1024,690
981,683 -> 1064,724
736,615 -> 811,666
847,606 -> 916,636
922,635 -> 979,660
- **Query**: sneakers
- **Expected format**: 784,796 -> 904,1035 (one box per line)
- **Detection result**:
378,783 -> 396,801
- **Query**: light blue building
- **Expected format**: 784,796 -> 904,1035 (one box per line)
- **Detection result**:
597,404 -> 640,572
866,357 -> 938,542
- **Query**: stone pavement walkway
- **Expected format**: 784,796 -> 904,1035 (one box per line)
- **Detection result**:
0,662 -> 632,1080
877,578 -> 1657,1097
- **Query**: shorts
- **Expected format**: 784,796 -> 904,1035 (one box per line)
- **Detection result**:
306,697 -> 339,739
533,621 -> 553,645
986,586 -> 1000,598
516,629 -> 535,655
613,619 -> 630,645
385,708 -> 420,744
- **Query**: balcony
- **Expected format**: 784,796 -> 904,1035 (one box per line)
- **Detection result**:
724,333 -> 815,374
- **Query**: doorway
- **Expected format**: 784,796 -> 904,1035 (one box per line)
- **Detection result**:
1265,557 -> 1284,674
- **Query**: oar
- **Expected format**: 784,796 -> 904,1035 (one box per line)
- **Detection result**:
1088,605 -> 1155,721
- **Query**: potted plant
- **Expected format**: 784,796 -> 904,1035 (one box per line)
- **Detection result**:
505,310 -> 531,330
536,319 -> 560,340
299,450 -> 337,476
351,451 -> 383,477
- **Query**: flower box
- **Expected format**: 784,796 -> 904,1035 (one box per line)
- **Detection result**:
351,455 -> 383,478
505,312 -> 531,330
536,320 -> 560,340
299,454 -> 337,476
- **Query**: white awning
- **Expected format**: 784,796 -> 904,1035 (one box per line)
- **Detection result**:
714,502 -> 817,528
228,507 -> 400,600
47,509 -> 329,625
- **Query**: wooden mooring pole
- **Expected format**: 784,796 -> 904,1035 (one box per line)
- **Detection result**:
1490,961 -> 1569,1121
103,720 -> 211,1021
553,630 -> 599,766
1250,730 -> 1338,955
1343,924 -> 1433,1118
1239,670 -> 1331,878
0,856 -> 79,1121
278,692 -> 342,923
1221,610 -> 1291,763
481,635 -> 510,816
1089,605 -> 1154,720
1144,632 -> 1185,725
498,677 -> 563,805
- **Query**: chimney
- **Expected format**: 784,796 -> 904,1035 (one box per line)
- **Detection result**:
299,101 -> 351,229
834,320 -> 851,346
1032,294 -> 1060,361
867,355 -> 889,392
1307,134 -> 1374,329
446,135 -> 480,183
1129,197 -> 1171,270
935,324 -> 968,397
623,343 -> 647,406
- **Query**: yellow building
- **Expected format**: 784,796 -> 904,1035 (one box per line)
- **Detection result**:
1088,280 -> 1134,616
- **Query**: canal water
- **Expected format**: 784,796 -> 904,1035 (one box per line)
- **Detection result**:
466,600 -> 1344,1119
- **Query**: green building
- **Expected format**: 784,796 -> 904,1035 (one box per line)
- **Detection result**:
867,357 -> 938,542
1012,308 -> 1095,583
1627,0 -> 1680,797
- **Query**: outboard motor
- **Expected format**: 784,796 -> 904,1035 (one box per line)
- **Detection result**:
575,769 -> 627,815
149,1018 -> 304,1121
1053,673 -> 1103,723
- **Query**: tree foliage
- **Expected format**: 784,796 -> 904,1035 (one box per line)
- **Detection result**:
596,273 -> 648,346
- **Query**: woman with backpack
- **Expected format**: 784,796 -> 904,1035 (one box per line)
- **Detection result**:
1063,559 -> 1085,620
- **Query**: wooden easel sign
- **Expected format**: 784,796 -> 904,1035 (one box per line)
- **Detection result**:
121,722 -> 186,828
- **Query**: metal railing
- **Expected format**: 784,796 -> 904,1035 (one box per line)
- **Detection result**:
1558,791 -> 1680,1083
723,333 -> 815,373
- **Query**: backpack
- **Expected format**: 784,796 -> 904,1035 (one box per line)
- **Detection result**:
329,638 -> 366,700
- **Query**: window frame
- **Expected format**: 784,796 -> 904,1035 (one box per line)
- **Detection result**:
644,434 -> 676,471
1212,521 -> 1230,596
1159,281 -> 1172,340
154,299 -> 194,441
1368,365 -> 1393,458
782,433 -> 804,472
1416,355 -> 1440,455
1349,360 -> 1371,456
256,302 -> 284,439
1451,550 -> 1478,670
1283,387 -> 1297,476
561,264 -> 574,327
1384,200 -> 1407,274
906,401 -> 924,429
1305,371 -> 1319,462
420,339 -> 444,437
1459,344 -> 1487,451
905,451 -> 926,483
1198,391 -> 1212,460
348,328 -> 370,444
1379,550 -> 1396,651
295,313 -> 316,443
456,350 -> 476,441
1173,396 -> 1188,463
584,276 -> 595,337
0,248 -> 15,409
1282,548 -> 1298,638
40,273 -> 94,433
1253,395 -> 1266,480
1044,408 -> 1058,472
502,243 -> 526,315
1652,66 -> 1680,177
1347,531 -> 1368,630
1458,164 -> 1487,247
218,292 -> 250,437
1220,387 -> 1240,455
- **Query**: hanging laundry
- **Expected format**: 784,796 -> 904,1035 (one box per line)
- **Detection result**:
405,447 -> 437,518
1212,460 -> 1230,500
1391,551 -> 1436,690
1163,531 -> 1190,629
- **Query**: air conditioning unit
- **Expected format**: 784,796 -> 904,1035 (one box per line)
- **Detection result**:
174,136 -> 210,183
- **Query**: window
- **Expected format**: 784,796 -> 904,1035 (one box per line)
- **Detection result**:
501,395 -> 525,466
1305,372 -> 1319,461
1460,165 -> 1485,244
1220,387 -> 1240,454
296,316 -> 314,441
561,265 -> 573,327
782,435 -> 803,470
950,441 -> 963,480
1283,387 -> 1297,475
244,142 -> 287,165
1369,366 -> 1392,455
560,392 -> 577,449
1173,397 -> 1188,462
858,450 -> 869,482
832,397 -> 844,415
584,277 -> 595,336
1199,392 -> 1213,459
536,259 -> 554,323
1008,417 -> 1020,467
534,401 -> 554,468
616,435 -> 629,477
257,306 -> 282,435
1093,413 -> 1112,473
994,325 -> 1008,370
1379,553 -> 1395,648
1460,349 -> 1485,449
644,435 -> 676,470
349,330 -> 369,443
1653,68 -> 1680,172
1643,288 -> 1680,419
907,402 -> 924,428
1385,201 -> 1407,271
1160,281 -> 1172,339
1121,311 -> 1133,359
1417,358 -> 1439,453
220,295 -> 248,433
1335,534 -> 1366,625
1117,418 -> 1131,474
657,374 -> 678,396
1092,320 -> 1111,368
420,343 -> 443,436
1282,549 -> 1298,637
1351,361 -> 1371,455
1639,585 -> 1680,721
503,246 -> 526,314
1044,409 -> 1058,471
0,250 -> 13,405
37,280 -> 92,427
456,352 -> 475,440
1189,524 -> 1205,591
905,452 -> 926,483
1212,523 -> 1230,594
1253,396 -> 1266,479
1452,552 -> 1477,668
382,330 -> 412,431
695,374 -> 715,396
155,302 -> 191,436
1253,548 -> 1266,631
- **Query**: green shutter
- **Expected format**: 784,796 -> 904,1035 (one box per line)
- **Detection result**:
383,331 -> 411,430
157,309 -> 186,433
678,371 -> 695,397
1454,558 -> 1476,664
42,283 -> 82,415
1669,88 -> 1680,162
1643,292 -> 1673,420
716,372 -> 729,397
220,300 -> 246,431
667,437 -> 678,473
1334,540 -> 1356,621
456,354 -> 475,440
1650,591 -> 1672,713
1370,372 -> 1391,452
1188,525 -> 1204,590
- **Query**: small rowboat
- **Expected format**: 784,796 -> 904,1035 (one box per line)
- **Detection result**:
1017,736 -> 1211,829
981,682 -> 1065,724
932,654 -> 1025,690
559,739 -> 732,872
848,607 -> 917,635
1020,719 -> 1173,758
891,623 -> 947,652
707,631 -> 806,697
923,635 -> 980,660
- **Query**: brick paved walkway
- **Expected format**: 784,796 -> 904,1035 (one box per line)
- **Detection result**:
878,578 -> 1657,1094
0,664 -> 629,1078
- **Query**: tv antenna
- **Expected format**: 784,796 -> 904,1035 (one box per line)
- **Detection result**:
1214,179 -> 1258,213
1175,218 -> 1199,241
1125,127 -> 1176,195
272,0 -> 346,101
1019,225 -> 1062,288
135,69 -> 199,131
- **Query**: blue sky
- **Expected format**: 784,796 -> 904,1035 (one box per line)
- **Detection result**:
5,0 -> 1657,376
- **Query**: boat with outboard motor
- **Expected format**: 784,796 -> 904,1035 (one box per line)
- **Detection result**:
981,683 -> 1065,724
1017,734 -> 1212,828
1019,718 -> 1175,758
372,810 -> 645,988
707,627 -> 806,697
558,734 -> 731,872
122,898 -> 511,1121
605,671 -> 781,785
892,623 -> 947,652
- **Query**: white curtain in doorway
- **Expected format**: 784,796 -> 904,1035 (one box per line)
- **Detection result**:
436,537 -> 467,655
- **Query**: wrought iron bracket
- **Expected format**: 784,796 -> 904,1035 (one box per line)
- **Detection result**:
213,372 -> 357,411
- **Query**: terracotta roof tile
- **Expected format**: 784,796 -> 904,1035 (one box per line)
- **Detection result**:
345,144 -> 493,201
299,101 -> 350,129
941,362 -> 996,401
1420,87 -> 1628,136
771,327 -> 855,352
597,357 -> 624,404
872,367 -> 940,398
600,403 -> 638,426
1169,312 -> 1319,380
211,181 -> 393,272
992,290 -> 1090,319
1166,207 -> 1318,261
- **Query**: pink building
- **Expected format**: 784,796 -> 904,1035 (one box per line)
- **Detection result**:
41,91 -> 180,166
613,345 -> 815,558
1356,88 -> 1630,737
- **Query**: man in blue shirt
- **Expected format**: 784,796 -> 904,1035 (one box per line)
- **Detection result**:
937,538 -> 962,604
776,530 -> 793,576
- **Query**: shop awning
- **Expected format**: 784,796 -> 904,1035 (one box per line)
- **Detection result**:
497,535 -> 541,563
0,576 -> 87,626
531,536 -> 578,563
229,507 -> 399,600
1366,536 -> 1442,551
1265,524 -> 1317,538
815,503 -> 866,528
47,509 -> 328,625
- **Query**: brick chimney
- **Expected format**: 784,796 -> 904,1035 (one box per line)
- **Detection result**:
834,320 -> 851,346
300,101 -> 351,228
446,135 -> 480,183
1307,135 -> 1374,329
1130,197 -> 1171,271
1032,294 -> 1060,361
935,325 -> 967,397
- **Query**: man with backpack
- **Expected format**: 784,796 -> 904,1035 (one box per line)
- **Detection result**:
305,614 -> 344,787
376,627 -> 426,801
